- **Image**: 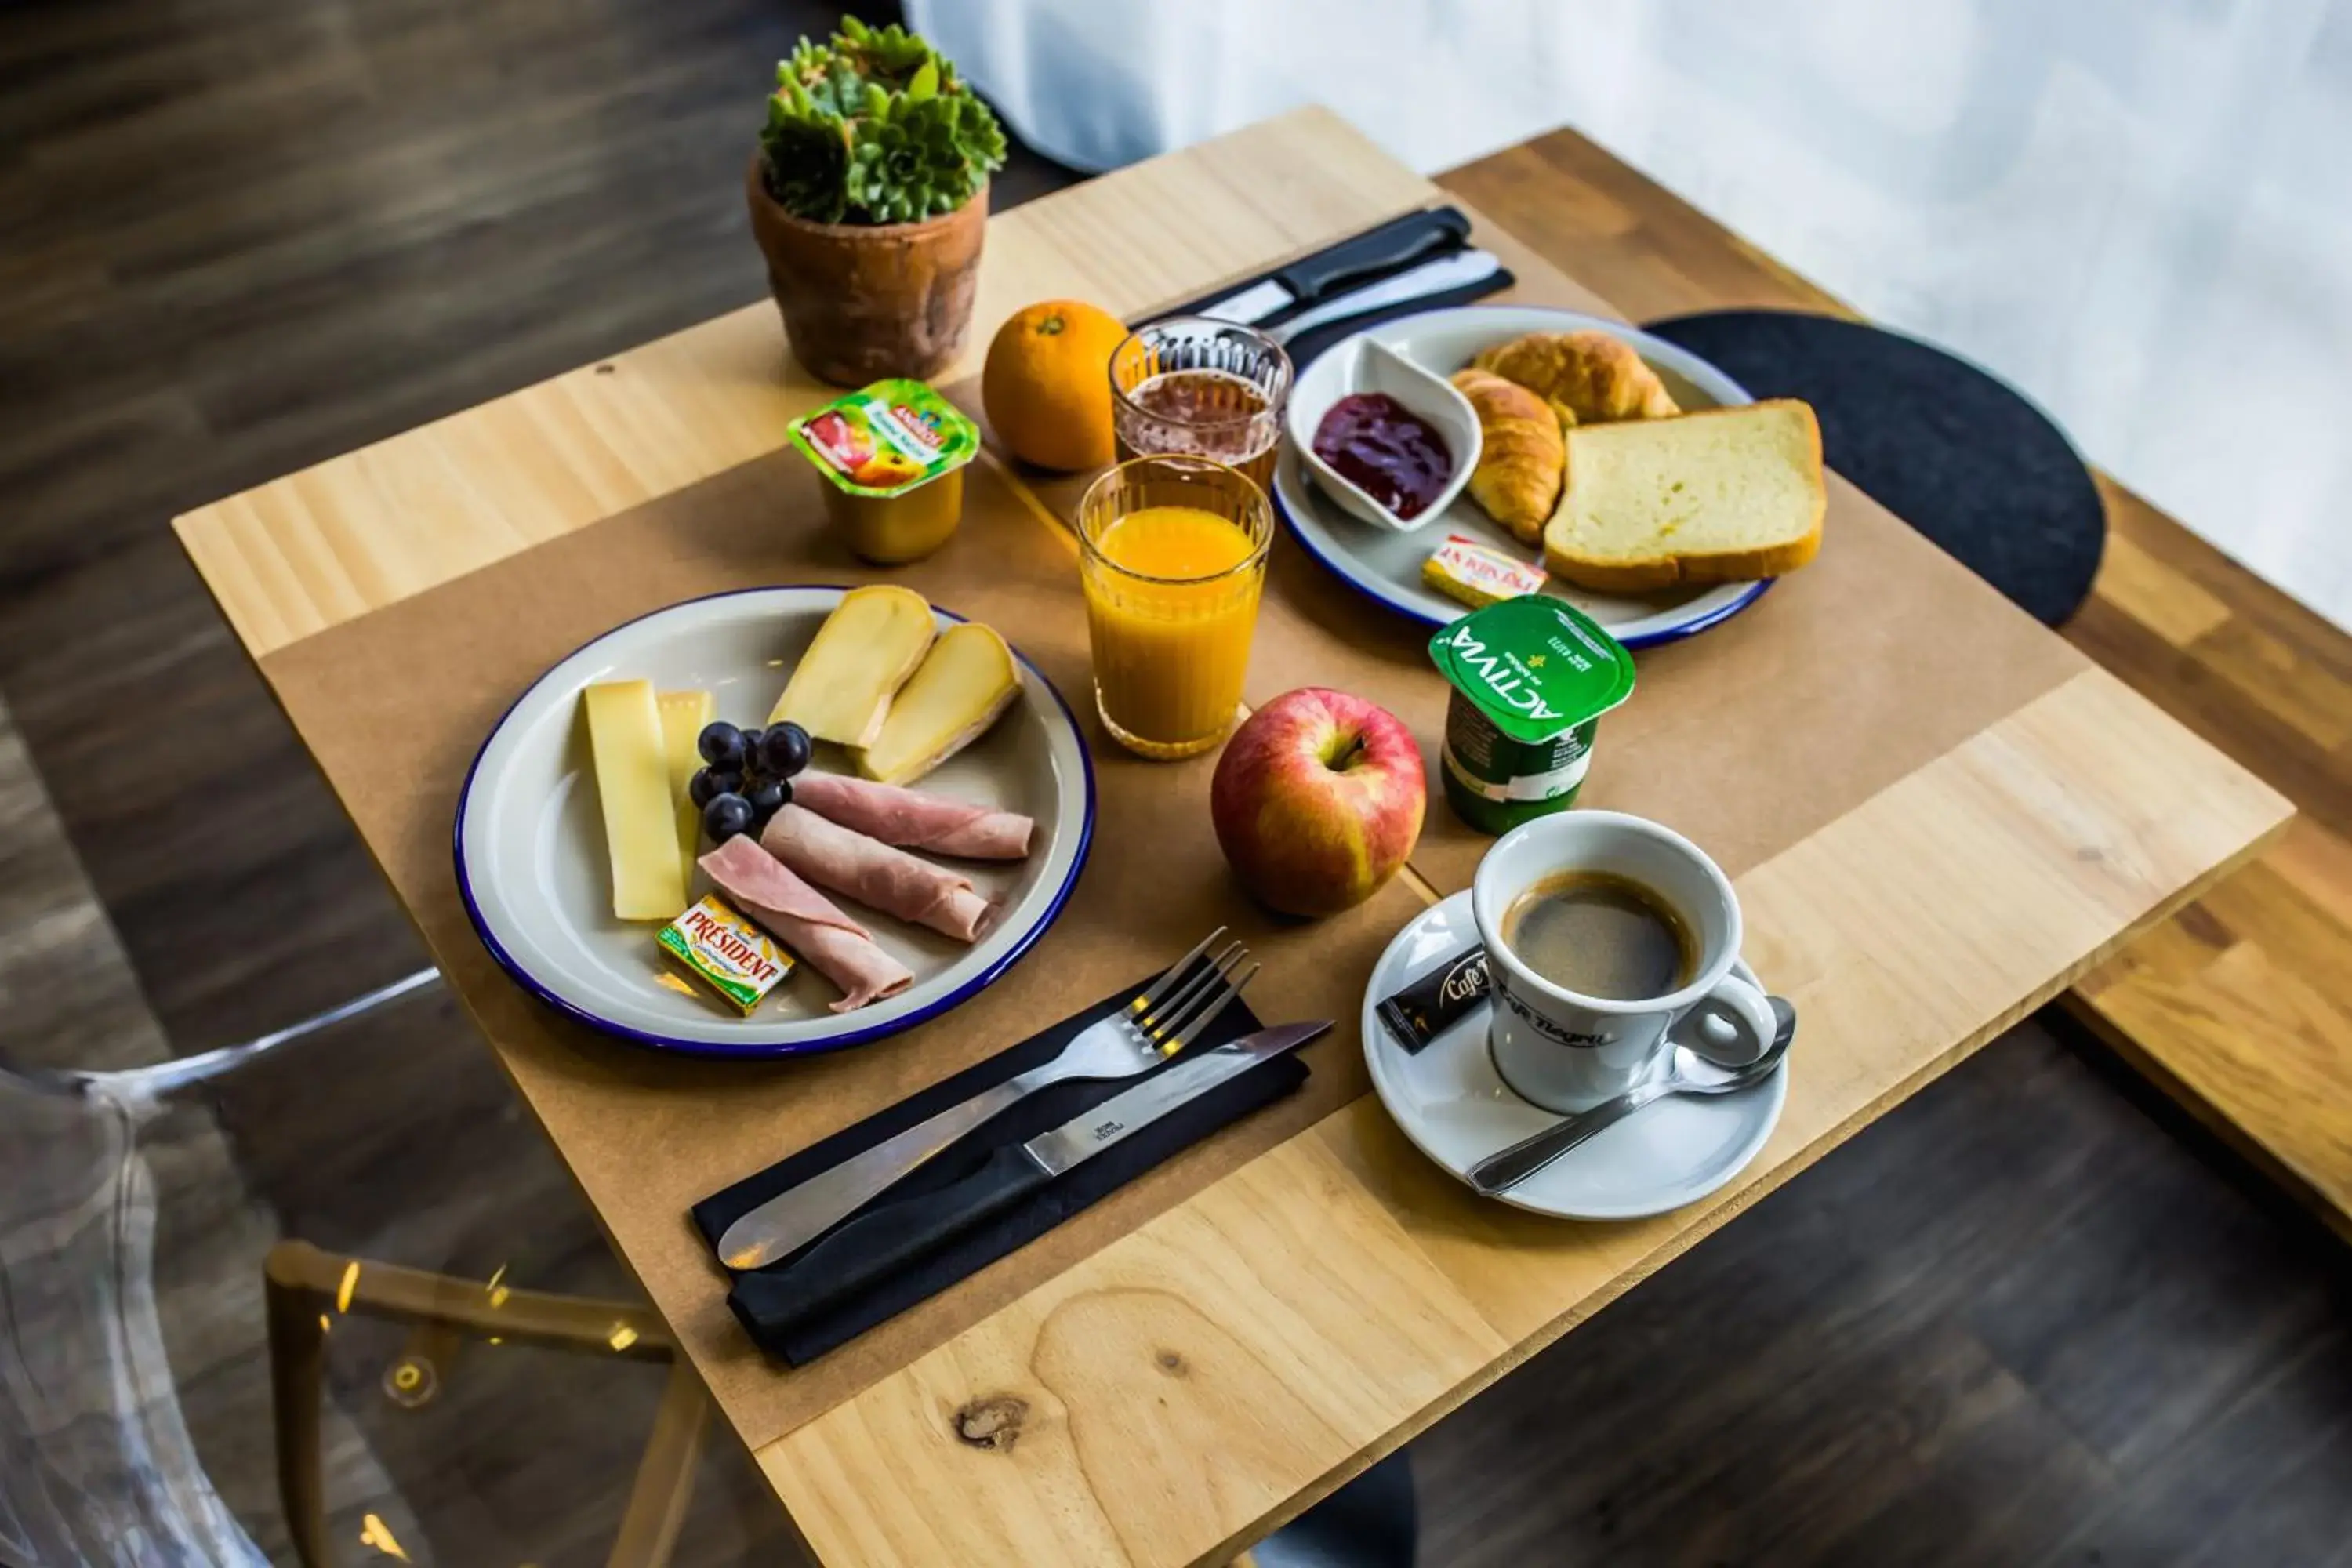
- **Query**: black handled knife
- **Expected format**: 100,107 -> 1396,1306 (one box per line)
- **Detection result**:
1193,207 -> 1473,325
742,1020 -> 1330,1325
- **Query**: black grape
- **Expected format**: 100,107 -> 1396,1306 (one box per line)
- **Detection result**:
702,792 -> 754,843
696,721 -> 746,770
760,723 -> 813,778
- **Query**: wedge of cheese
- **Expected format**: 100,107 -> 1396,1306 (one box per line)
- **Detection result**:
768,585 -> 936,748
853,622 -> 1020,786
583,680 -> 688,920
656,688 -> 714,892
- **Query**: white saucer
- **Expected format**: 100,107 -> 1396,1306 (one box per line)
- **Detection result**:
1361,891 -> 1788,1221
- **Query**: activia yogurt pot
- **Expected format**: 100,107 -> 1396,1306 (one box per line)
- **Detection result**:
1428,596 -> 1636,834
789,378 -> 980,564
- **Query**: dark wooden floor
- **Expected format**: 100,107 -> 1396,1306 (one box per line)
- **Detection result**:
0,0 -> 1069,1059
5,1 -> 2350,1564
1417,1015 -> 2352,1568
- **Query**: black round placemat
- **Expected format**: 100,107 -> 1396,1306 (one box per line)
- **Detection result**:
1642,310 -> 2105,626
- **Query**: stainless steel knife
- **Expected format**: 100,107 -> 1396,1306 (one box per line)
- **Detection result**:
1269,249 -> 1505,344
737,1020 -> 1330,1323
1195,207 -> 1472,325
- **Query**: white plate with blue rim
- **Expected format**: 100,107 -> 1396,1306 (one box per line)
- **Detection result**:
455,586 -> 1095,1059
1275,304 -> 1773,647
1361,890 -> 1787,1220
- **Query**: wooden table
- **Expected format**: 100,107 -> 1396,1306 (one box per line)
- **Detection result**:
174,110 -> 2289,1566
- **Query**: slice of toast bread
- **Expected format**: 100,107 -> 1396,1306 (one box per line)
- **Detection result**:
1544,399 -> 1825,593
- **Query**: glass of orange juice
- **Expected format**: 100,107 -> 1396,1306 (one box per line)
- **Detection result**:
1076,456 -> 1273,760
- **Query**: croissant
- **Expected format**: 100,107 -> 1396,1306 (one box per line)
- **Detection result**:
1472,329 -> 1680,423
1450,368 -> 1564,544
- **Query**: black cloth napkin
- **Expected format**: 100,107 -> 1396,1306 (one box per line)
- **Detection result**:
1279,271 -> 1516,371
692,979 -> 1308,1364
1135,205 -> 1515,369
1146,206 -> 1472,326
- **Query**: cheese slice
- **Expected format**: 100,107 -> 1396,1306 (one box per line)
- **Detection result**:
583,680 -> 688,920
768,585 -> 936,748
656,688 -> 714,892
853,622 -> 1020,785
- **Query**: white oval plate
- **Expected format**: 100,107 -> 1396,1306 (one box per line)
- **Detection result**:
1361,891 -> 1786,1220
1276,304 -> 1772,646
456,586 -> 1094,1058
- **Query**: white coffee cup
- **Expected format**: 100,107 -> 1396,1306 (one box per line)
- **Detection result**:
1472,810 -> 1775,1114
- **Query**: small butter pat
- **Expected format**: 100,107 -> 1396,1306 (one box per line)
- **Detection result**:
657,895 -> 795,1014
1422,533 -> 1548,610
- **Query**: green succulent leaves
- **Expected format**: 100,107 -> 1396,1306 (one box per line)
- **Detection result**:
759,17 -> 1007,227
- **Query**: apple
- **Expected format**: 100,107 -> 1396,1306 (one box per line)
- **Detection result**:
1210,688 -> 1426,917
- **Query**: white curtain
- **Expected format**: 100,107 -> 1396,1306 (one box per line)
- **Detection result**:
913,0 -> 2352,630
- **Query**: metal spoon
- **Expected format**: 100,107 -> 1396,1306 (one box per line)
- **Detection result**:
1468,996 -> 1798,1197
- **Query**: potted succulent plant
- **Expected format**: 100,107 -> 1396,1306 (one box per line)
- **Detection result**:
748,16 -> 1009,386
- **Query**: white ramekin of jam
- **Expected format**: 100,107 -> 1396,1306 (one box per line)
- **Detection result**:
1294,338 -> 1482,529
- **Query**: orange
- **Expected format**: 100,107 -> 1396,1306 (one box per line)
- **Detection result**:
982,299 -> 1127,471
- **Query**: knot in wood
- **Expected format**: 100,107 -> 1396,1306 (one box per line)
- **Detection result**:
953,1394 -> 1029,1450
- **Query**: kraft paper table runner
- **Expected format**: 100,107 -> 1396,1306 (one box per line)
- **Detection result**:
1254,463 -> 2090,890
257,455 -> 1412,1443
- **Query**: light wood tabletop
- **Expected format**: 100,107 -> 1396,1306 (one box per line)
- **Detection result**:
176,109 -> 2290,1567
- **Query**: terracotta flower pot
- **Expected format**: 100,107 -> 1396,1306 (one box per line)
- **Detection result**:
746,156 -> 989,387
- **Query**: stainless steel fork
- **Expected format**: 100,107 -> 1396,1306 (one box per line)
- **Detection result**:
717,929 -> 1261,1271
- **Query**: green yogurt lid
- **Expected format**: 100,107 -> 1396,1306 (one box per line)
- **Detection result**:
1428,597 -> 1636,742
789,378 -> 979,498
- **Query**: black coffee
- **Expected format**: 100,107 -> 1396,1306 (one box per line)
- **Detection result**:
1502,871 -> 1696,1000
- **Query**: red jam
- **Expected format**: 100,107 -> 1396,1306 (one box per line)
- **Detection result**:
1311,392 -> 1454,521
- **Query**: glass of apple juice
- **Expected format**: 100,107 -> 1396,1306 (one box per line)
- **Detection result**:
1108,318 -> 1292,494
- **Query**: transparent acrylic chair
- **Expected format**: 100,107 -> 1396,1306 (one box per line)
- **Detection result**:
0,1068 -> 264,1566
0,980 -> 713,1568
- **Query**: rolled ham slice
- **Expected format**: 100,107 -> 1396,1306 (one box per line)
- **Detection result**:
790,771 -> 1034,861
760,804 -> 999,943
698,835 -> 913,1013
